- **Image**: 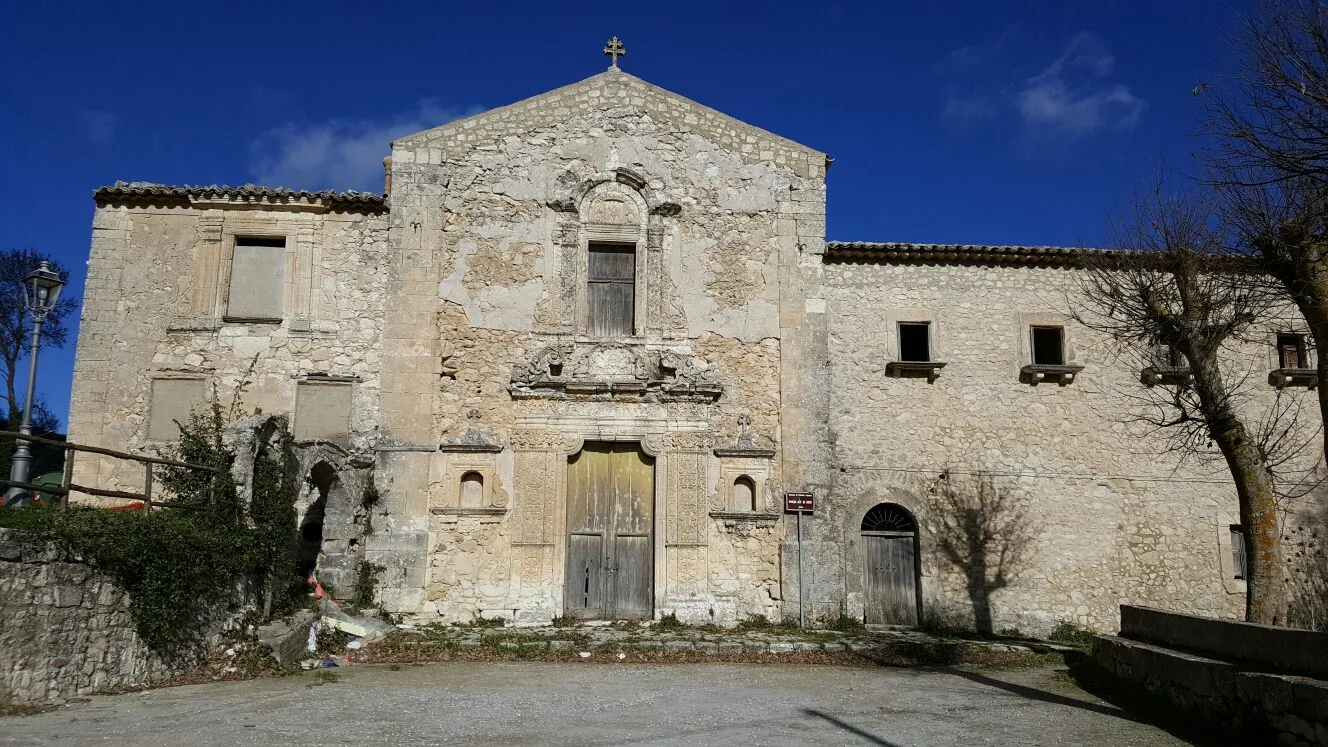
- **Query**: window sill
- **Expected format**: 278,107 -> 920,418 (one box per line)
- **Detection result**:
222,316 -> 283,325
1020,363 -> 1084,386
1269,368 -> 1317,389
886,360 -> 946,382
709,511 -> 781,528
430,506 -> 507,523
1141,366 -> 1193,387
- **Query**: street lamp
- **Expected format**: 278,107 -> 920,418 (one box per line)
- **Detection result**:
3,261 -> 65,507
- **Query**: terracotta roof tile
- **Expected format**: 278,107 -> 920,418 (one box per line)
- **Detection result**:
93,182 -> 386,211
825,241 -> 1104,267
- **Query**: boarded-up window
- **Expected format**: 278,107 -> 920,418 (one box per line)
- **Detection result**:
460,471 -> 484,508
226,236 -> 285,320
1278,333 -> 1307,369
898,322 -> 931,362
148,378 -> 206,441
1031,326 -> 1065,365
587,243 -> 635,337
294,382 -> 352,442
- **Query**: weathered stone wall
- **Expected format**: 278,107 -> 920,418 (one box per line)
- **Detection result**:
65,69 -> 1322,633
0,529 -> 191,703
68,201 -> 389,499
372,68 -> 826,624
816,259 -> 1318,634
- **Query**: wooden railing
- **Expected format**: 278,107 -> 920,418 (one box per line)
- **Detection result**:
0,431 -> 221,510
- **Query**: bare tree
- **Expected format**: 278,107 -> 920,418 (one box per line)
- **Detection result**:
1204,0 -> 1328,460
1073,182 -> 1291,624
0,248 -> 77,421
930,471 -> 1033,635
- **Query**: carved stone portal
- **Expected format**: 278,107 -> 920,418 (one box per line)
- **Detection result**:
510,343 -> 722,402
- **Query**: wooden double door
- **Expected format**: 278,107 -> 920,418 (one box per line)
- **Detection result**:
564,442 -> 655,620
863,531 -> 919,626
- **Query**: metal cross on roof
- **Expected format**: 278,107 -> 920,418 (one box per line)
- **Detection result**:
603,37 -> 626,69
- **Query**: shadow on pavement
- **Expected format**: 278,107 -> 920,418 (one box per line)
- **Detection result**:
801,708 -> 903,746
924,655 -> 1227,747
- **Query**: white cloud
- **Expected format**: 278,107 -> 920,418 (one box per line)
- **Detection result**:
1017,33 -> 1145,136
80,111 -> 117,143
249,101 -> 483,191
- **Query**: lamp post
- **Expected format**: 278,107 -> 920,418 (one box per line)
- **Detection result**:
3,261 -> 65,507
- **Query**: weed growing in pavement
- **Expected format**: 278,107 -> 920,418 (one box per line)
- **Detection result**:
1047,621 -> 1096,647
824,613 -> 866,634
655,612 -> 685,630
310,670 -> 340,686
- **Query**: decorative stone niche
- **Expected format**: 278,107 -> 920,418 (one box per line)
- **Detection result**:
710,415 -> 779,528
431,420 -> 506,522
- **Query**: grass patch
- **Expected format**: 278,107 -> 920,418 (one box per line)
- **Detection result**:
736,614 -> 773,631
823,614 -> 866,634
310,670 -> 340,686
655,613 -> 685,631
1047,621 -> 1096,647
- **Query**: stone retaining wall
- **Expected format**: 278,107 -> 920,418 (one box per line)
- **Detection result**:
0,529 -> 195,704
1122,604 -> 1328,679
1093,607 -> 1328,746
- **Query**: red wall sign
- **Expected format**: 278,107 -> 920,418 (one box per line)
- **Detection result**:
784,492 -> 814,513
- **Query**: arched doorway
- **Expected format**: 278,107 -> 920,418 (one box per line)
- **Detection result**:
861,503 -> 920,626
296,462 -> 336,580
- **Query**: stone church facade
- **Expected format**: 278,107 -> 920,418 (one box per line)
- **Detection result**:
68,65 -> 1321,634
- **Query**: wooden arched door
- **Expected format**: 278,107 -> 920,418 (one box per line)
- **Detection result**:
861,503 -> 919,625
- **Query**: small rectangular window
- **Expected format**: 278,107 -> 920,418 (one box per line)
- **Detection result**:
1031,326 -> 1065,366
1229,525 -> 1247,580
1150,343 -> 1185,368
227,235 -> 286,320
587,243 -> 635,337
1277,333 -> 1307,369
898,322 -> 931,362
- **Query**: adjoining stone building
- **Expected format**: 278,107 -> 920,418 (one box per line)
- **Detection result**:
68,56 -> 1325,634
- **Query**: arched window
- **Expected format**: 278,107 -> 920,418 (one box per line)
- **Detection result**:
460,471 -> 485,508
733,476 -> 756,511
861,503 -> 917,533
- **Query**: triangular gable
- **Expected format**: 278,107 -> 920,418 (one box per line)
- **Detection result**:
393,69 -> 827,171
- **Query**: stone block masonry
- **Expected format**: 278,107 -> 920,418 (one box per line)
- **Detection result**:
1093,606 -> 1328,746
0,529 -> 193,704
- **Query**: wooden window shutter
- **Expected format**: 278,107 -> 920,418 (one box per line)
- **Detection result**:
1230,525 -> 1247,580
1278,334 -> 1305,369
588,244 -> 635,337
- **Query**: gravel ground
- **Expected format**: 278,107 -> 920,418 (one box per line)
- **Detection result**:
0,662 -> 1196,746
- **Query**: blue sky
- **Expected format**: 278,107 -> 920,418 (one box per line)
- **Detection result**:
0,0 -> 1249,428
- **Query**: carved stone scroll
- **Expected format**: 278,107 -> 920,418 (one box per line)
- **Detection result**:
509,343 -> 722,403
